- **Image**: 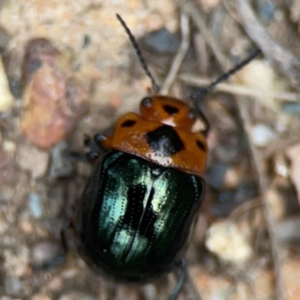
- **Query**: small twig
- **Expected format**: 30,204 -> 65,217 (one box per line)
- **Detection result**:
159,13 -> 190,94
179,73 -> 300,103
238,103 -> 286,300
74,3 -> 102,19
228,197 -> 262,220
233,1 -> 290,297
183,1 -> 286,299
263,135 -> 300,160
233,0 -> 300,93
182,2 -> 228,68
185,269 -> 203,300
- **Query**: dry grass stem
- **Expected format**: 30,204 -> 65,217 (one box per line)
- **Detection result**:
159,13 -> 190,95
179,73 -> 299,103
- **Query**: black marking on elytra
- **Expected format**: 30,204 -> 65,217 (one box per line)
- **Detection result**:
146,125 -> 184,156
196,140 -> 206,152
163,105 -> 179,115
123,184 -> 146,231
121,120 -> 136,127
123,184 -> 156,238
139,187 -> 156,238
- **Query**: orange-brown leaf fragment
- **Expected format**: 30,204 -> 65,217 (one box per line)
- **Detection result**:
20,38 -> 88,149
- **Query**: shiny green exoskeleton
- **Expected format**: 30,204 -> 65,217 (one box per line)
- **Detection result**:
72,14 -> 261,300
75,150 -> 204,281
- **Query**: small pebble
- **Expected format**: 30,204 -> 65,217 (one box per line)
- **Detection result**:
206,163 -> 228,190
2,140 -> 16,154
31,241 -> 62,266
0,55 -> 14,112
18,220 -> 33,233
50,142 -> 73,178
28,193 -> 44,218
0,26 -> 10,50
274,153 -> 289,178
61,268 -> 80,279
58,291 -> 97,300
199,0 -> 221,12
82,34 -> 91,48
16,144 -> 49,178
281,102 -> 300,114
4,277 -> 23,297
235,59 -> 285,110
251,124 -> 276,147
205,221 -> 252,264
143,284 -> 157,299
142,29 -> 180,54
258,0 -> 275,22
46,276 -> 63,291
286,143 -> 300,203
0,212 -> 9,234
276,217 -> 300,244
4,246 -> 30,277
31,294 -> 51,300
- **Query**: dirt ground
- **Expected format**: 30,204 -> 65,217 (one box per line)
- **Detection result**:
0,0 -> 300,299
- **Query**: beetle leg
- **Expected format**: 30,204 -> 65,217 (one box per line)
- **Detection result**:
83,134 -> 92,147
86,151 -> 100,161
60,220 -> 72,253
64,134 -> 100,162
30,221 -> 72,271
67,134 -> 109,163
42,221 -> 72,268
94,133 -> 113,149
168,259 -> 187,300
67,150 -> 89,162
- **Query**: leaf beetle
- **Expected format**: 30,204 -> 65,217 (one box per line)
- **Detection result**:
69,14 -> 261,300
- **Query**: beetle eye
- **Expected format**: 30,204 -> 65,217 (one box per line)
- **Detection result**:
141,97 -> 152,107
188,109 -> 196,119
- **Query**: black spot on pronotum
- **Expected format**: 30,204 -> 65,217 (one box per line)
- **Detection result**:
146,125 -> 184,156
163,105 -> 179,115
196,140 -> 206,151
121,120 -> 136,127
121,183 -> 157,238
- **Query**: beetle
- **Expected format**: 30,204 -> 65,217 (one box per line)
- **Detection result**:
70,14 -> 261,300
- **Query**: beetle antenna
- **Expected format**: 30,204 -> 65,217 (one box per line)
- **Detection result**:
192,49 -> 262,100
116,14 -> 159,93
192,49 -> 262,137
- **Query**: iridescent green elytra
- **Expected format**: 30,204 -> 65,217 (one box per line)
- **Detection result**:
75,150 -> 204,282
